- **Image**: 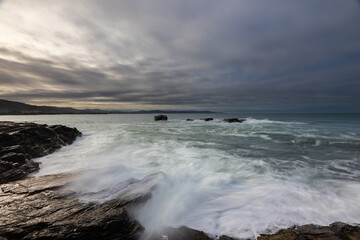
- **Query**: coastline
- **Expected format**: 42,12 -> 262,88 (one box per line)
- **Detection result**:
0,121 -> 359,240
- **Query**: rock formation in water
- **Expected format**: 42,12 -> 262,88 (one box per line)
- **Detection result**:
0,121 -> 81,184
154,115 -> 168,121
223,118 -> 246,123
200,118 -> 213,121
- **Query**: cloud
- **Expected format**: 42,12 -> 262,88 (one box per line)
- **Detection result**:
0,0 -> 359,112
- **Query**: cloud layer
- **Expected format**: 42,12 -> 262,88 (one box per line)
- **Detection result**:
0,0 -> 359,111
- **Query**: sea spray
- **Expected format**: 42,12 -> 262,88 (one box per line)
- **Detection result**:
3,113 -> 357,239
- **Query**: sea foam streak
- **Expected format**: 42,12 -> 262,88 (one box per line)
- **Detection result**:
16,114 -> 360,239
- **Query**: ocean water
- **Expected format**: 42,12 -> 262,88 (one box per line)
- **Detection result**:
1,113 -> 360,239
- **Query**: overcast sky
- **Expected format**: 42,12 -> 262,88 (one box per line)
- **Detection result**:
0,0 -> 359,112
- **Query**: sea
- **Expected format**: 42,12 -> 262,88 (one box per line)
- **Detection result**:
1,113 -> 359,239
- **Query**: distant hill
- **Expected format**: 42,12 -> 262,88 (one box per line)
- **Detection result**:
0,99 -> 213,115
0,99 -> 103,115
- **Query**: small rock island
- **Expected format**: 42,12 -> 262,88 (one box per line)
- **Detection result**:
154,115 -> 168,121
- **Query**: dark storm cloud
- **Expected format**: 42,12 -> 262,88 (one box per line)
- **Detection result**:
0,0 -> 359,111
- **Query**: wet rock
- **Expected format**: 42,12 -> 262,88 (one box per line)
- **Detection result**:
223,118 -> 246,123
154,226 -> 211,240
1,152 -> 26,164
0,121 -> 81,184
200,118 -> 213,121
0,173 -> 144,240
147,226 -> 237,240
0,160 -> 13,171
258,222 -> 360,240
218,236 -> 238,240
154,115 -> 168,121
186,119 -> 194,121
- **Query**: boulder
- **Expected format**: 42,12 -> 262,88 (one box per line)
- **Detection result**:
223,118 -> 246,123
200,118 -> 213,121
154,115 -> 168,121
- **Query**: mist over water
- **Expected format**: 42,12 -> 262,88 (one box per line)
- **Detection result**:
1,113 -> 360,239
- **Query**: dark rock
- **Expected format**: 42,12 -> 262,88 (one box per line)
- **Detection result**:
258,222 -> 360,240
154,115 -> 168,121
200,118 -> 213,121
156,226 -> 211,240
186,119 -> 194,121
0,173 -> 143,240
147,226 -> 213,240
0,160 -> 13,171
0,145 -> 25,154
218,236 -> 238,240
146,226 -> 238,240
49,125 -> 81,144
223,118 -> 246,123
0,121 -> 82,184
0,152 -> 26,164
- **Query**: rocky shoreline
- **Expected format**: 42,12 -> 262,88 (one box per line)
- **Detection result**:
0,121 -> 359,240
0,121 -> 81,184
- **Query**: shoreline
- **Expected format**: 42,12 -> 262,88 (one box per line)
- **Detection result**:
0,121 -> 359,240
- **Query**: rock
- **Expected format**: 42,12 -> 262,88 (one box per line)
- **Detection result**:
223,118 -> 246,123
154,115 -> 168,121
0,173 -> 145,240
186,119 -> 194,121
0,152 -> 26,164
258,222 -> 360,240
150,226 -> 212,240
0,160 -> 13,171
147,226 -> 237,240
200,118 -> 213,121
218,236 -> 238,240
0,121 -> 82,184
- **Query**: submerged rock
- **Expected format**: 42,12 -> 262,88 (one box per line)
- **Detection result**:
0,121 -> 81,184
258,222 -> 360,240
223,118 -> 246,123
154,115 -> 168,121
200,118 -> 213,121
146,226 -> 237,240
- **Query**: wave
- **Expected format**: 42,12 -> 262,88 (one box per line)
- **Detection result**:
244,117 -> 305,125
27,114 -> 360,239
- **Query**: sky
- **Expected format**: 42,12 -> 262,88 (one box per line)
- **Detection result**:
0,0 -> 359,112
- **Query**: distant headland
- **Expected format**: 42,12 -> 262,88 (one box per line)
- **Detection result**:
0,99 -> 213,115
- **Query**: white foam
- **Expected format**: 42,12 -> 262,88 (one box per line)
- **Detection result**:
244,118 -> 305,125
23,115 -> 360,239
